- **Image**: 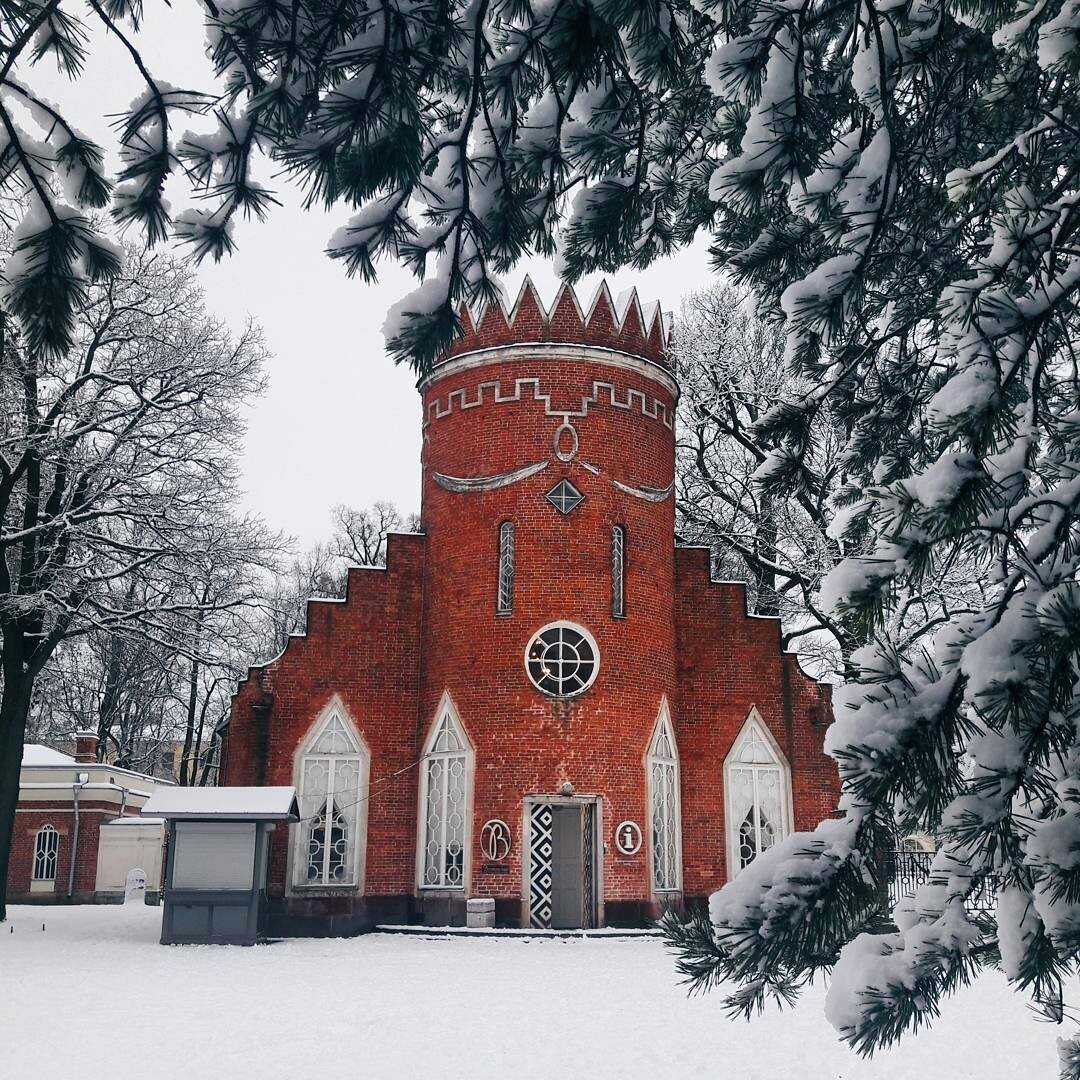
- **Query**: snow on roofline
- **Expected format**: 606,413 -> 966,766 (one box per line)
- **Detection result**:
19,759 -> 175,785
142,786 -> 299,821
22,744 -> 76,765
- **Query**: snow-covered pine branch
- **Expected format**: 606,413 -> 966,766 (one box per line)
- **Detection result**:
667,0 -> 1080,1066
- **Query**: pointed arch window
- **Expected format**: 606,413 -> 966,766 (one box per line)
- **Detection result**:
419,698 -> 472,890
32,824 -> 59,881
648,703 -> 681,892
724,710 -> 792,876
611,526 -> 626,618
496,521 -> 514,615
294,705 -> 369,889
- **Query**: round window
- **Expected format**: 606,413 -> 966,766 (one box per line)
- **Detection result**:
525,622 -> 599,697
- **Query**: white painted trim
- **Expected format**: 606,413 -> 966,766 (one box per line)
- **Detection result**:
287,695 -> 370,896
421,343 -> 679,399
645,698 -> 683,896
19,760 -> 169,785
18,783 -> 152,800
425,372 -> 675,432
722,706 -> 794,880
415,692 -> 475,893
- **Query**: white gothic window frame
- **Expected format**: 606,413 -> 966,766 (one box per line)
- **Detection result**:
646,699 -> 682,894
32,823 -> 59,881
416,693 -> 474,892
290,698 -> 370,893
722,707 -> 793,879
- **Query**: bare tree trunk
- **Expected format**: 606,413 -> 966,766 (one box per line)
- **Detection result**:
179,654 -> 200,786
198,727 -> 220,786
96,634 -> 125,764
180,603 -> 206,786
0,643 -> 33,921
191,680 -> 217,787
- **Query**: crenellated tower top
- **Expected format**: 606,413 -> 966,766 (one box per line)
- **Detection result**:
437,277 -> 672,369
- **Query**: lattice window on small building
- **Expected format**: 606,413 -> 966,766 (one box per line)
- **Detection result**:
419,698 -> 472,889
724,709 -> 791,876
611,526 -> 626,618
295,706 -> 368,889
648,703 -> 681,892
32,824 -> 58,881
496,521 -> 514,615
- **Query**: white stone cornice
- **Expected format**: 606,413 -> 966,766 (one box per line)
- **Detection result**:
419,342 -> 680,400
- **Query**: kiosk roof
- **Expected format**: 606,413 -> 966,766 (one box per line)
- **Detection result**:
143,786 -> 299,821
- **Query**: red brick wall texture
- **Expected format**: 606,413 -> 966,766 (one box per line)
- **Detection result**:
225,281 -> 839,928
9,802 -> 142,901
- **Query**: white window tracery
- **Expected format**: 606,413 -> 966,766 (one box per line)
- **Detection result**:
32,824 -> 58,881
724,709 -> 792,877
419,698 -> 472,890
525,622 -> 600,697
294,705 -> 368,889
648,702 -> 681,892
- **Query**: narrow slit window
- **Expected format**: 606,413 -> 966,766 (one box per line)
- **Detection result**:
497,521 -> 514,615
611,526 -> 626,618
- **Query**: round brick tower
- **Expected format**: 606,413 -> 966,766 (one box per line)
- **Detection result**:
417,278 -> 679,926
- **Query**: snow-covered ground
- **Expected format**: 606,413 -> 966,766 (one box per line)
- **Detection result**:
2,904 -> 1056,1079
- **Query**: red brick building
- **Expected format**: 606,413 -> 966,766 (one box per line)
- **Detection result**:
10,732 -> 166,904
223,281 -> 838,934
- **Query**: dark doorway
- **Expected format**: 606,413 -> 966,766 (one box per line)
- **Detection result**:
550,805 -> 584,929
527,799 -> 599,929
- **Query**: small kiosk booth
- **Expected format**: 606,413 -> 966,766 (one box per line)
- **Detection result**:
142,786 -> 298,945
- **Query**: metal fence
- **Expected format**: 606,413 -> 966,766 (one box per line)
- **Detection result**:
880,844 -> 998,920
882,846 -> 932,909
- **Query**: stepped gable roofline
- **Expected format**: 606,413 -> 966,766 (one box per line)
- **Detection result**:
438,277 -> 671,368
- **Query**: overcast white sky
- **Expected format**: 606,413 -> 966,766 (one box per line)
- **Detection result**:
40,4 -> 714,548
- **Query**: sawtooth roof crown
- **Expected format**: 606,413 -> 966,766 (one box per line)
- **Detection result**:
438,278 -> 672,369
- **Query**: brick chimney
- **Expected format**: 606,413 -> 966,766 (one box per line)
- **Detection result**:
73,729 -> 98,764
